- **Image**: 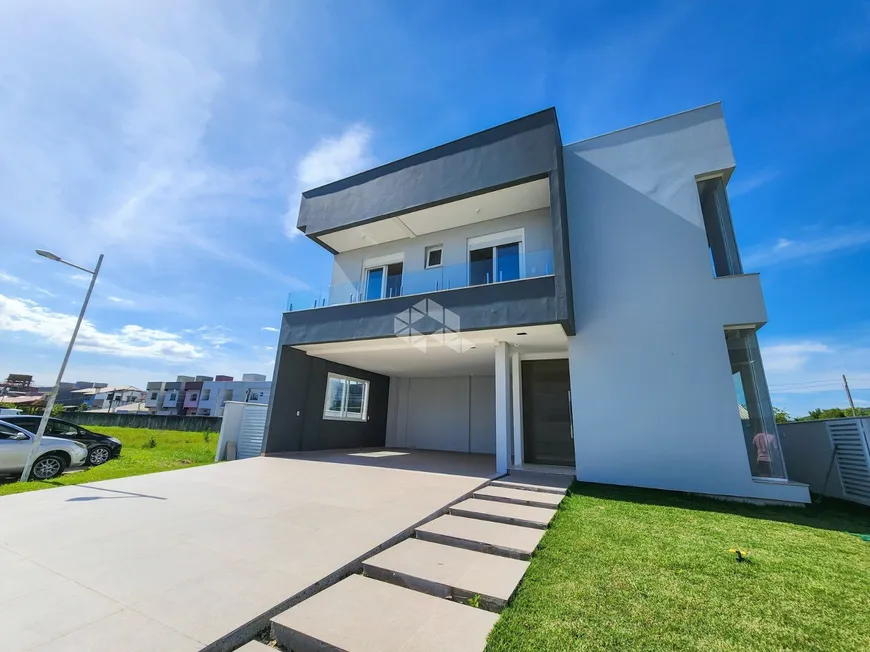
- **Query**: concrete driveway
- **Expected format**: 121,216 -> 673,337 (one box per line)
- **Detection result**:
0,449 -> 494,651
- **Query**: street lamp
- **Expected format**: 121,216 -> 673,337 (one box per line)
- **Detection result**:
20,250 -> 104,482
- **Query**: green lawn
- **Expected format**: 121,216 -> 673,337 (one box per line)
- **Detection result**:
0,427 -> 217,497
486,484 -> 870,652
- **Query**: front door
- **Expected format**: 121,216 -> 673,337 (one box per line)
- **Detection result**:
522,359 -> 575,466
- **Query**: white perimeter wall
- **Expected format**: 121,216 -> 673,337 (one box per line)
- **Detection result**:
386,375 -> 495,454
563,104 -> 808,503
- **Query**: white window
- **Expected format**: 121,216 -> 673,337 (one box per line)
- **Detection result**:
150,392 -> 158,400
202,389 -> 211,401
362,253 -> 404,301
323,373 -> 369,421
425,245 -> 443,269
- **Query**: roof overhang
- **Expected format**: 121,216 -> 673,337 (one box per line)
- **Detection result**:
318,177 -> 550,253
295,108 -> 563,253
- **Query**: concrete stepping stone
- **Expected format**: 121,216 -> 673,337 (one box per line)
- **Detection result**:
474,485 -> 565,509
491,471 -> 573,494
416,514 -> 545,560
362,538 -> 528,611
450,498 -> 556,529
271,574 -> 497,652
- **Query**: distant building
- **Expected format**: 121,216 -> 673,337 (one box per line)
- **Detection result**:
1,374 -> 37,397
143,374 -> 270,417
72,386 -> 146,411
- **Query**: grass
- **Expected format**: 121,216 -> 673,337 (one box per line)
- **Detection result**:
486,484 -> 870,652
0,427 -> 217,497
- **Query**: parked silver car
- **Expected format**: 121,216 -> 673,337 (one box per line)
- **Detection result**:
0,419 -> 88,480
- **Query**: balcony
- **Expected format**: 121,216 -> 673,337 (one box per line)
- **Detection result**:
279,248 -> 564,347
286,248 -> 555,312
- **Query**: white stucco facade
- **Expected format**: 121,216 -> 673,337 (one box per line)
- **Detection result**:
562,104 -> 808,502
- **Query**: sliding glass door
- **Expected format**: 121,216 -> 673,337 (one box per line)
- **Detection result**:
469,242 -> 521,286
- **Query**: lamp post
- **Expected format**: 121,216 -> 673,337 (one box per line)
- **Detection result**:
19,250 -> 103,482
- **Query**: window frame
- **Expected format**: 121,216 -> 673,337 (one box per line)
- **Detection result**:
424,245 -> 443,269
322,372 -> 370,422
467,228 -> 525,285
361,253 -> 404,301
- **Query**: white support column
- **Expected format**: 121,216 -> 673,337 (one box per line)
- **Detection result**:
494,341 -> 511,475
510,350 -> 523,469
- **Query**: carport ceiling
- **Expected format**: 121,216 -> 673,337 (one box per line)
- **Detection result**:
297,324 -> 568,377
318,178 -> 550,253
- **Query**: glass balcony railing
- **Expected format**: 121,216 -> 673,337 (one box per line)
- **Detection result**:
286,247 -> 555,312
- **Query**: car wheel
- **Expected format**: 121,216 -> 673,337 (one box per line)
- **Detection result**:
88,446 -> 112,466
31,454 -> 66,480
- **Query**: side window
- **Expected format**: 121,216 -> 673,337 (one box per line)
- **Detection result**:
47,421 -> 79,437
11,418 -> 38,433
0,424 -> 29,440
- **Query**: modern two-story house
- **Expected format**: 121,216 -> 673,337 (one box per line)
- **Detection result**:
263,104 -> 810,504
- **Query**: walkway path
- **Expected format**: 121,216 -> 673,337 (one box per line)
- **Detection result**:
269,470 -> 572,652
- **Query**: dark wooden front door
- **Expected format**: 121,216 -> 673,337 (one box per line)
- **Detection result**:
521,359 -> 574,466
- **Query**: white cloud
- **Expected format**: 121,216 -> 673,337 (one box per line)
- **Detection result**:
107,296 -> 135,306
761,336 -> 870,416
0,1 -> 304,287
727,168 -> 781,197
191,326 -> 234,347
0,269 -> 56,297
762,342 -> 832,374
0,293 -> 203,360
261,326 -> 280,332
742,226 -> 870,269
285,123 -> 375,238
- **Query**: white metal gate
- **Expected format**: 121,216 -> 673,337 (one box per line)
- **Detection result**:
827,419 -> 870,506
236,404 -> 268,460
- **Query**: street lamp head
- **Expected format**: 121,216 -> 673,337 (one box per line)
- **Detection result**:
36,249 -> 62,262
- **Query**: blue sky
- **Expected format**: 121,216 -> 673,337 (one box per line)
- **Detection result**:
0,0 -> 868,417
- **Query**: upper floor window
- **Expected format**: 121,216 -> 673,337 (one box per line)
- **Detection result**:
150,392 -> 158,400
425,246 -> 443,269
363,253 -> 404,301
202,389 -> 211,401
467,229 -> 523,286
698,176 -> 742,277
323,373 -> 369,421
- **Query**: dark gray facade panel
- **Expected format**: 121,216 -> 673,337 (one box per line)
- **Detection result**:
549,131 -> 576,335
279,276 -> 560,347
263,348 -> 389,455
298,109 -> 560,238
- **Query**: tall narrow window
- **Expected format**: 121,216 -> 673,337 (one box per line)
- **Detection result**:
323,373 -> 369,421
365,267 -> 383,301
726,329 -> 787,479
698,177 -> 742,276
469,247 -> 494,285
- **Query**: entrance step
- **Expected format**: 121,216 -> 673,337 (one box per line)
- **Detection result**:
362,538 -> 528,611
450,498 -> 556,529
492,471 -> 573,495
415,514 -> 545,560
271,574 -> 498,652
474,485 -> 565,509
